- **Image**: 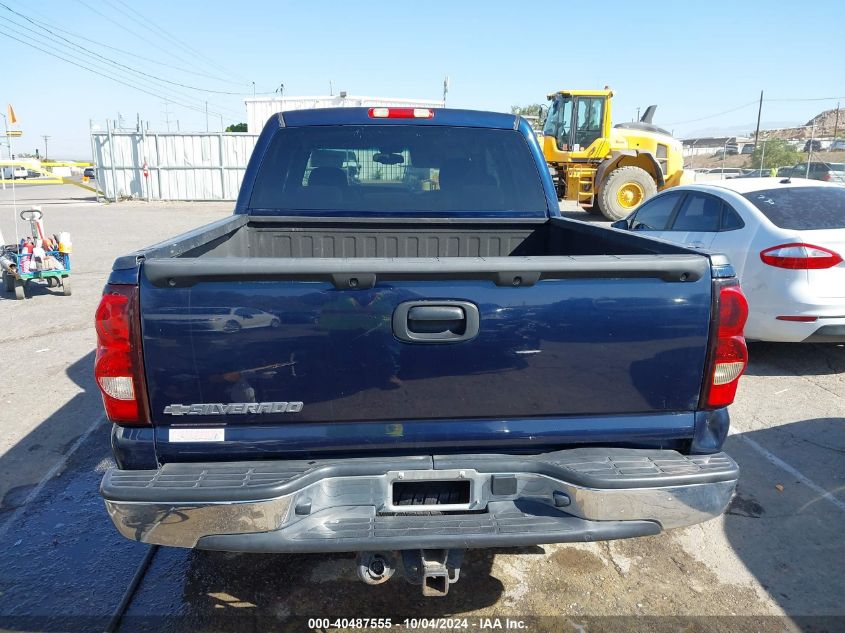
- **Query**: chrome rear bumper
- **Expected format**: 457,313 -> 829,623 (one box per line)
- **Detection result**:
101,449 -> 738,552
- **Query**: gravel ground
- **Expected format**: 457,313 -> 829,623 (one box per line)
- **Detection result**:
0,185 -> 842,632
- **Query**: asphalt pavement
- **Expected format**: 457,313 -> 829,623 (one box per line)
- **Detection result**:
0,185 -> 842,632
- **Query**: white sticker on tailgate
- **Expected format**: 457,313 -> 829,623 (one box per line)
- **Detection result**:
169,427 -> 225,442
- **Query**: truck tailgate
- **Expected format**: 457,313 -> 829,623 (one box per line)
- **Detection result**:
140,258 -> 712,437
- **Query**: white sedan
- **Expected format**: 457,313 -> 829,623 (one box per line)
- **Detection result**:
614,178 -> 845,343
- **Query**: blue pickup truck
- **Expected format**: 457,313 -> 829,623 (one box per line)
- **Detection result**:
97,107 -> 748,596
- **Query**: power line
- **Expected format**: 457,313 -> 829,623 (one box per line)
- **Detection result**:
104,0 -> 251,86
0,3 -> 257,96
666,101 -> 758,126
72,0 -> 248,89
764,96 -> 845,102
0,1 -> 247,85
0,19 -> 242,120
0,25 -> 238,121
669,96 -> 845,128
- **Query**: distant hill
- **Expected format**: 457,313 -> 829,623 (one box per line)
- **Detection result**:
761,108 -> 844,140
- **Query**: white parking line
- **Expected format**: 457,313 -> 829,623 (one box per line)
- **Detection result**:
733,430 -> 845,514
0,414 -> 106,543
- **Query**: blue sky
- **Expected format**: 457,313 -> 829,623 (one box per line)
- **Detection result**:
2,0 -> 843,158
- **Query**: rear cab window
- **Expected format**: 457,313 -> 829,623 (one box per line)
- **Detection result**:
249,125 -> 549,216
743,186 -> 845,230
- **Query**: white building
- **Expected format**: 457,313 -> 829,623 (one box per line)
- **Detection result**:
245,95 -> 445,133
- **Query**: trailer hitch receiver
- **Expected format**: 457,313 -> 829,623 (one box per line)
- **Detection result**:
401,549 -> 464,597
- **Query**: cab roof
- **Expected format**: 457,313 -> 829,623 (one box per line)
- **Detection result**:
547,89 -> 614,99
279,107 -> 519,130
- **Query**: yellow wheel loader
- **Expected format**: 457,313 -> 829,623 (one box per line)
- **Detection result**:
540,89 -> 686,220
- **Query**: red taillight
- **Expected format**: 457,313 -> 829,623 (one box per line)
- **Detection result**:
94,284 -> 149,425
760,243 -> 843,270
776,315 -> 818,322
822,172 -> 831,181
705,284 -> 749,408
367,107 -> 434,119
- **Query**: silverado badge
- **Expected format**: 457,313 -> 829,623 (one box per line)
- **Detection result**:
163,402 -> 304,415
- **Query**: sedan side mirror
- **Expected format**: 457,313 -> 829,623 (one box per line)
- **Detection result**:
610,219 -> 629,230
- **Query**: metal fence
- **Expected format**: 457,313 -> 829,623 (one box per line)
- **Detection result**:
91,125 -> 259,201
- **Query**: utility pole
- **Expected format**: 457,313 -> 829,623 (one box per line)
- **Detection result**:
806,122 -> 815,178
42,135 -> 50,160
636,106 -> 641,121
1,111 -> 10,159
753,90 -> 763,149
205,101 -> 209,132
252,81 -> 256,98
162,99 -> 172,132
833,101 -> 841,142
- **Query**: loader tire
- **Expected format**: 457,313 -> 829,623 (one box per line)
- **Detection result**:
597,166 -> 658,221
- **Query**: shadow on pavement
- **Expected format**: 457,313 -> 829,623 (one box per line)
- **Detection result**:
0,352 -> 100,511
724,417 -> 845,620
0,351 -> 150,632
0,277 -> 67,302
745,342 -> 845,377
120,546 -> 508,631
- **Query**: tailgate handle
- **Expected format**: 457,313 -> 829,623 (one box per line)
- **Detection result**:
393,301 -> 479,343
409,305 -> 464,324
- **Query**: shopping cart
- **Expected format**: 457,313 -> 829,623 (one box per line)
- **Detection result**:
0,208 -> 72,300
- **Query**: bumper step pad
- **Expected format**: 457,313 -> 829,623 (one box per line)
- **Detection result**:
102,449 -> 738,503
196,500 -> 661,553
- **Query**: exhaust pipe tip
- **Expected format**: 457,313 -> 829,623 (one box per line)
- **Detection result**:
356,552 -> 395,585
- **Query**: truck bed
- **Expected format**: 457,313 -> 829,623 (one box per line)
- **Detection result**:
121,213 -> 693,263
112,214 -> 719,463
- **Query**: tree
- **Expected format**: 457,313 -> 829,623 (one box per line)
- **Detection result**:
225,122 -> 248,133
749,139 -> 800,170
510,104 -> 546,130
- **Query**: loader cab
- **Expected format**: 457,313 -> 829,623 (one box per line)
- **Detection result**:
542,91 -> 610,159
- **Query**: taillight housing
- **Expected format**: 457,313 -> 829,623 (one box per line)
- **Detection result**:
94,284 -> 149,425
703,282 -> 749,408
760,243 -> 843,269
